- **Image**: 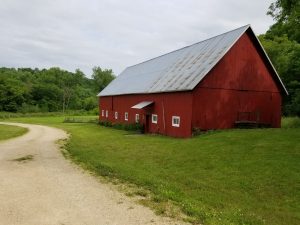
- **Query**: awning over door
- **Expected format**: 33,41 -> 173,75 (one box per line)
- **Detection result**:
131,101 -> 153,109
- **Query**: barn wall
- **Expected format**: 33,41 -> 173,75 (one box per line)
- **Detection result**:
192,32 -> 282,129
99,92 -> 193,137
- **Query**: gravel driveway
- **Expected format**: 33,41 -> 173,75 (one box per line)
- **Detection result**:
0,122 -> 185,225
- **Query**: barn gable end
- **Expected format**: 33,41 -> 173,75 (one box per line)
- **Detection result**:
198,30 -> 284,93
192,31 -> 282,130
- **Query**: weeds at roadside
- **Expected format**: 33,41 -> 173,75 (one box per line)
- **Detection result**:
12,154 -> 34,163
57,138 -> 71,159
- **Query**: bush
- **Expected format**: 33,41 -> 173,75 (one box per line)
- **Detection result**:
281,117 -> 300,128
98,120 -> 112,127
20,103 -> 41,113
89,107 -> 99,115
192,127 -> 206,136
99,121 -> 144,132
290,90 -> 300,116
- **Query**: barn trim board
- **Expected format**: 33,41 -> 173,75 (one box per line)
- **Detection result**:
98,25 -> 287,138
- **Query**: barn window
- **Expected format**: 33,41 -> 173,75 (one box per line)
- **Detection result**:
125,112 -> 128,121
115,112 -> 118,120
172,116 -> 180,127
101,110 -> 104,117
152,114 -> 158,124
105,110 -> 108,118
135,114 -> 139,123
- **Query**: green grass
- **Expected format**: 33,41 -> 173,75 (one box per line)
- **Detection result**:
0,124 -> 28,141
282,117 -> 300,128
1,116 -> 299,225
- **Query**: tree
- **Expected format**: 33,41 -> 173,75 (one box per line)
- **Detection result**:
31,83 -> 62,111
266,0 -> 300,42
43,67 -> 80,113
290,90 -> 300,116
92,67 -> 115,92
0,75 -> 28,112
259,35 -> 300,82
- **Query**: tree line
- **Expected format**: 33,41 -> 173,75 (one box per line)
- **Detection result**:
0,67 -> 115,113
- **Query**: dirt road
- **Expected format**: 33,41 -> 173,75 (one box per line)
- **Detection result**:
0,122 -> 185,225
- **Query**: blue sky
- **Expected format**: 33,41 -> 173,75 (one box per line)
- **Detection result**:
0,0 -> 275,77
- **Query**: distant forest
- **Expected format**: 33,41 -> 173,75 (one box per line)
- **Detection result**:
0,67 -> 115,113
0,0 -> 299,116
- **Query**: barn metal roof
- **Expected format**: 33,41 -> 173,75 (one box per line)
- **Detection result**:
98,25 -> 288,96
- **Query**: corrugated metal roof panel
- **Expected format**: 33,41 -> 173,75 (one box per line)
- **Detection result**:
98,25 -> 287,96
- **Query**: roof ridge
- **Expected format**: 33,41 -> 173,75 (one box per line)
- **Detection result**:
125,24 -> 250,70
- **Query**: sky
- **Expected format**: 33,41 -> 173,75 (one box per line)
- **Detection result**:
0,0 -> 275,77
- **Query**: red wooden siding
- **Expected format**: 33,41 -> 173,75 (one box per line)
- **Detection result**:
99,92 -> 193,137
192,32 -> 282,130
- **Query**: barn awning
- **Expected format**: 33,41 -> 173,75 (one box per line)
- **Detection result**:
131,101 -> 153,109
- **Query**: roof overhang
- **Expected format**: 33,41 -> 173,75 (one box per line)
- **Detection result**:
131,101 -> 153,109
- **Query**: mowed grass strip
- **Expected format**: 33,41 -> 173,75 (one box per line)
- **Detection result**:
3,116 -> 300,225
0,124 -> 28,141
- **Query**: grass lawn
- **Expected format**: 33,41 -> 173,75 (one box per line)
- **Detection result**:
1,116 -> 299,225
0,124 -> 28,141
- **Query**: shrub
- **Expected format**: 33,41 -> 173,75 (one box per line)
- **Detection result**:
98,120 -> 113,127
281,117 -> 300,128
99,121 -> 144,132
192,127 -> 206,136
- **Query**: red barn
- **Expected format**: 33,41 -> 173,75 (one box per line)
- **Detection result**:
98,25 -> 288,138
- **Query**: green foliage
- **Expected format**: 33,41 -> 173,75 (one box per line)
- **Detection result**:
290,90 -> 300,116
98,120 -> 112,127
282,116 -> 300,128
258,35 -> 298,80
99,120 -> 144,132
0,67 -> 113,113
82,96 -> 98,111
92,67 -> 115,92
267,0 -> 300,42
0,69 -> 29,112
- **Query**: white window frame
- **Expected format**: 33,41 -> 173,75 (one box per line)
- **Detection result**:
152,114 -> 158,124
115,111 -> 118,120
125,112 -> 128,121
101,110 -> 104,117
105,110 -> 108,118
135,114 -> 139,123
172,116 -> 180,127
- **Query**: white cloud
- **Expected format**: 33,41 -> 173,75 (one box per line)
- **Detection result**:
0,0 -> 275,76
